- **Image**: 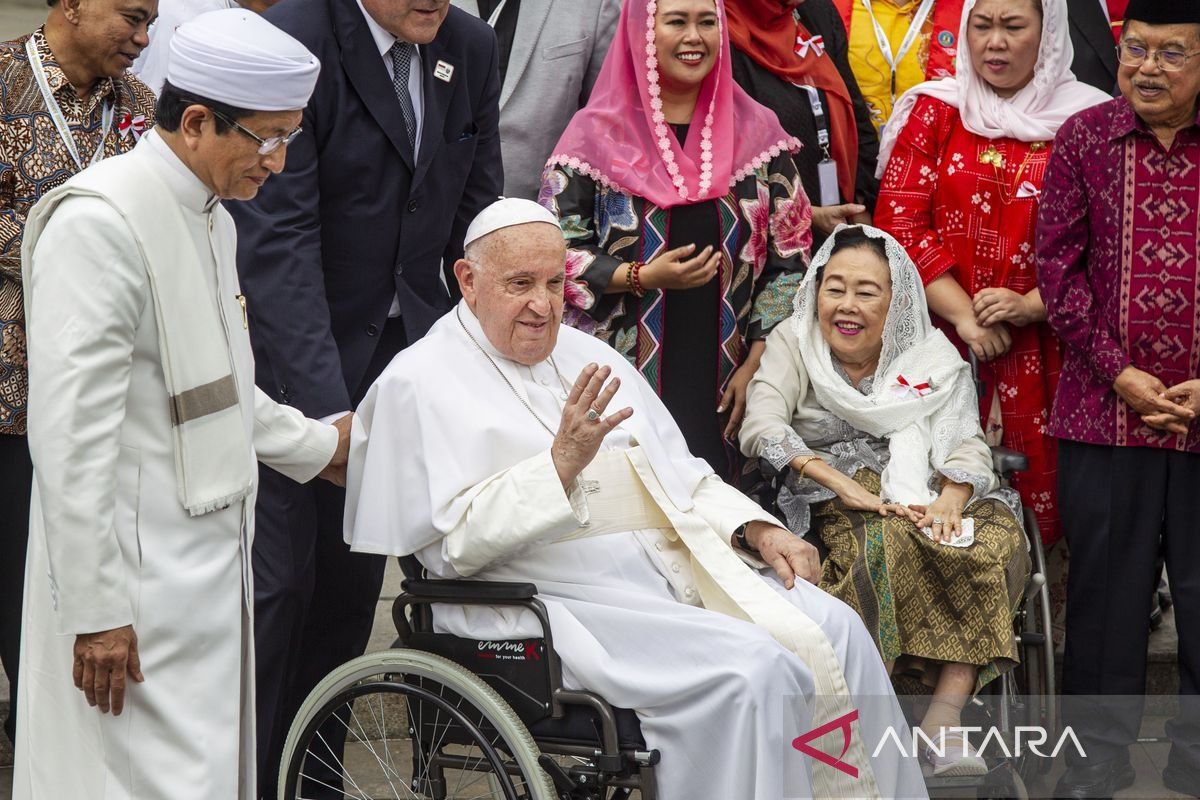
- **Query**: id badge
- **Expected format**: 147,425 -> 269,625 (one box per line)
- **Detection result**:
816,159 -> 840,207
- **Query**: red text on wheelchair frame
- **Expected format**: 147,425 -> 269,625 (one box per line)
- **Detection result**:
792,709 -> 859,779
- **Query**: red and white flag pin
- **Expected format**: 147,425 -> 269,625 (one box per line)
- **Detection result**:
118,113 -> 146,141
795,34 -> 825,58
891,374 -> 933,399
434,60 -> 454,82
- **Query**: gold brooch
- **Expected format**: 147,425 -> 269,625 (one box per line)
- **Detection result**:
978,145 -> 1005,168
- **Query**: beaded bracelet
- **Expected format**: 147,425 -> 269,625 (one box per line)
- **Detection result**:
627,261 -> 646,298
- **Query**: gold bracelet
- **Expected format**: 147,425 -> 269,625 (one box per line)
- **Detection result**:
796,455 -> 822,479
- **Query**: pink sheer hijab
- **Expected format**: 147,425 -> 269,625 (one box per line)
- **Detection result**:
545,0 -> 801,210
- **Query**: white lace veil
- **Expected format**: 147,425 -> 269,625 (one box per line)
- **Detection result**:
790,224 -> 982,504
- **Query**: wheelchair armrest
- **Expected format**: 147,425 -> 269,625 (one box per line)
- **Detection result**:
400,578 -> 538,602
990,446 -> 1028,476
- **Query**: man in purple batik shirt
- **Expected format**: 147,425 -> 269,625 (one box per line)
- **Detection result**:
1037,0 -> 1200,796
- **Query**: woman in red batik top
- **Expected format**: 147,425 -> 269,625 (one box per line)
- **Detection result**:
875,0 -> 1107,550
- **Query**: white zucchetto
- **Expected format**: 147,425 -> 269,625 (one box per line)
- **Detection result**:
464,197 -> 561,248
167,9 -> 320,112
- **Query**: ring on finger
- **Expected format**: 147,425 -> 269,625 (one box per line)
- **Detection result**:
585,406 -> 601,422
932,516 -> 943,525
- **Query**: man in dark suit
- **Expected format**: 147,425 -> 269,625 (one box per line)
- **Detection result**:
1068,0 -> 1120,93
227,0 -> 501,794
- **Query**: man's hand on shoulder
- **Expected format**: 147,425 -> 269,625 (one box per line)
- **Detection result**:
73,625 -> 144,715
551,363 -> 633,491
319,412 -> 353,487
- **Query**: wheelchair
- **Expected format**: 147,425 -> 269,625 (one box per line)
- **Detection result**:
277,370 -> 1055,800
756,346 -> 1058,799
278,556 -> 659,800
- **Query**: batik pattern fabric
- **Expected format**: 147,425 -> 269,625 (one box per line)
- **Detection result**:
1037,97 -> 1200,454
541,154 -> 811,397
0,27 -> 157,436
877,95 -> 1063,546
814,469 -> 1030,693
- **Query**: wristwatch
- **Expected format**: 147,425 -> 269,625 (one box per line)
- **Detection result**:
733,523 -> 758,554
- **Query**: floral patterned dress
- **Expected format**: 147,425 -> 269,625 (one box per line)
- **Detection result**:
875,95 -> 1062,546
540,151 -> 812,479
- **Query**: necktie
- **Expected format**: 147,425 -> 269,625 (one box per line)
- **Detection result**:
1107,0 -> 1128,43
389,41 -> 418,151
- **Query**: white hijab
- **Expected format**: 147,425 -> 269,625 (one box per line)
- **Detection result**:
876,0 -> 1111,177
792,225 -> 981,505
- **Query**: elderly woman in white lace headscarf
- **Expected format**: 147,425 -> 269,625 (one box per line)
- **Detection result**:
741,224 -> 1030,777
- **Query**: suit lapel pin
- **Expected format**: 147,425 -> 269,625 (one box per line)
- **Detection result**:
434,60 -> 454,82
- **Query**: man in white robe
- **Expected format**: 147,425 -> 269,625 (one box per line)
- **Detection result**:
14,11 -> 343,799
345,199 -> 928,799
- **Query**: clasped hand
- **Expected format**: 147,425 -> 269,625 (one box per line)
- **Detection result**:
1115,368 -> 1197,435
551,364 -> 634,490
836,476 -> 967,543
318,412 -> 353,486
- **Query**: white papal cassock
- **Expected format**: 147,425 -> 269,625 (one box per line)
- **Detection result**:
14,131 -> 337,799
345,301 -> 928,799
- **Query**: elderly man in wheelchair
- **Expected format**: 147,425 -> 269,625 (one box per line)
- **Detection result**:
281,201 -> 928,800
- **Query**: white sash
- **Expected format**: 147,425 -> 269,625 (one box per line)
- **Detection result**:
569,448 -> 882,798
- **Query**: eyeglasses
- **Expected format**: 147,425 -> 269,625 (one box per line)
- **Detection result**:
210,109 -> 303,155
1116,41 -> 1200,72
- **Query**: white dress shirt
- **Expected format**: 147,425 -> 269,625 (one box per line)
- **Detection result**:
354,0 -> 425,159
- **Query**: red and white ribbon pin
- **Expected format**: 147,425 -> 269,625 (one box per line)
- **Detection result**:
892,374 -> 932,399
795,34 -> 826,58
118,113 -> 146,141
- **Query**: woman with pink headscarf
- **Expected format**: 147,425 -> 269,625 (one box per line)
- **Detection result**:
540,0 -> 814,483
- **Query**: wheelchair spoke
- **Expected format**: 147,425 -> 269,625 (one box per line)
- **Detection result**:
311,727 -> 378,800
285,656 -> 554,800
370,691 -> 398,775
332,704 -> 408,797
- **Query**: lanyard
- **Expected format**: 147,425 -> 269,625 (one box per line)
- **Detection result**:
25,37 -> 113,171
795,84 -> 842,205
859,0 -> 936,100
485,0 -> 508,27
796,85 -> 832,159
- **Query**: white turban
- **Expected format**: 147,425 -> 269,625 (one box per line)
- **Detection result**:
464,197 -> 561,248
167,9 -> 320,112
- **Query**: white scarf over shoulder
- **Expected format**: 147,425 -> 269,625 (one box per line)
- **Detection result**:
876,0 -> 1111,177
792,225 -> 981,505
23,148 -> 253,516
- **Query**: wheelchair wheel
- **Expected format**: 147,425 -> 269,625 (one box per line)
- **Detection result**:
279,649 -> 557,800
